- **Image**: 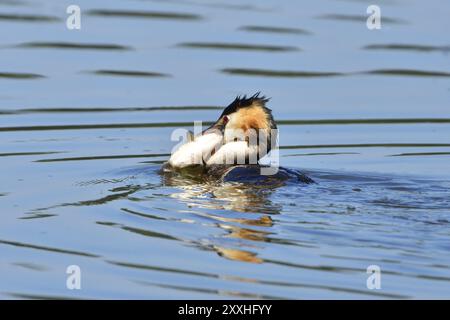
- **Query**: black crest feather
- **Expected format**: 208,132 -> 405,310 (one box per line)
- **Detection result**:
220,92 -> 271,117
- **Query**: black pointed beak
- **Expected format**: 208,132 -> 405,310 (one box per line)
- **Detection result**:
202,120 -> 225,135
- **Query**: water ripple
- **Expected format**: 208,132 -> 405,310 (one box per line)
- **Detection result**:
87,9 -> 203,21
364,69 -> 450,77
0,13 -> 59,22
0,106 -> 221,115
317,13 -> 407,24
0,239 -> 99,257
87,69 -> 170,78
221,68 -> 340,77
178,42 -> 299,52
0,71 -> 44,79
221,67 -> 450,78
363,43 -> 450,53
238,25 -> 312,35
16,42 -> 132,51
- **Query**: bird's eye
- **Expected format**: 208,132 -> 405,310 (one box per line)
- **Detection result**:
223,116 -> 229,123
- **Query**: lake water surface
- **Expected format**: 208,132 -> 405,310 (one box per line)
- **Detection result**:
1,0 -> 450,299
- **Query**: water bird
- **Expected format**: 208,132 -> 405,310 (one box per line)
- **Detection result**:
168,93 -> 277,169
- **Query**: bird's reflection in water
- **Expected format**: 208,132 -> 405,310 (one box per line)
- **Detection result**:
160,165 -> 312,264
214,246 -> 263,264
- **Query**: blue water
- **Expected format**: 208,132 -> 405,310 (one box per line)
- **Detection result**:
0,0 -> 450,299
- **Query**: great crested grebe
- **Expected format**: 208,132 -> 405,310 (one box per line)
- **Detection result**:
168,93 -> 277,169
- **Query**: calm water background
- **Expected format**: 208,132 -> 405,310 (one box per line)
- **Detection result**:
1,0 -> 450,299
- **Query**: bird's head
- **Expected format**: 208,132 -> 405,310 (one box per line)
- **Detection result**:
203,93 -> 276,148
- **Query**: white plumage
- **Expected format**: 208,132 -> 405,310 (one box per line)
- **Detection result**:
168,132 -> 223,168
